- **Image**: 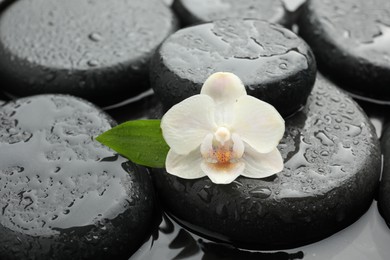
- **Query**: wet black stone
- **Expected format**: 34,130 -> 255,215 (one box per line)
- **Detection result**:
172,0 -> 305,27
150,19 -> 316,118
0,95 -> 154,259
379,125 -> 390,227
152,75 -> 381,249
299,0 -> 390,103
0,0 -> 178,107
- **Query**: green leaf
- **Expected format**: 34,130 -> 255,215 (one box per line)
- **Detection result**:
96,119 -> 169,168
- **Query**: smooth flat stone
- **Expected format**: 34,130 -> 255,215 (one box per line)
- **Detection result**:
150,19 -> 316,117
379,125 -> 390,227
172,0 -> 305,27
299,0 -> 390,103
152,75 -> 381,249
0,0 -> 177,106
0,95 -> 154,259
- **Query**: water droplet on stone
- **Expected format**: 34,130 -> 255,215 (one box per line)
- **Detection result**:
279,62 -> 288,70
315,131 -> 334,146
45,73 -> 56,82
87,60 -> 99,67
249,186 -> 272,199
88,32 -> 103,42
216,203 -> 228,218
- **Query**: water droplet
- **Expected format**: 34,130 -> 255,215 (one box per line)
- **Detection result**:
320,150 -> 329,157
345,123 -> 362,137
315,131 -> 334,146
45,73 -> 56,82
88,32 -> 103,42
249,186 -> 272,199
198,186 -> 212,203
331,96 -> 341,103
279,62 -> 288,70
216,203 -> 228,218
87,60 -> 99,67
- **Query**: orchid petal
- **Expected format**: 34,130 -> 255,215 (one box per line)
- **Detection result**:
201,72 -> 247,125
201,161 -> 245,184
201,72 -> 247,103
200,133 -> 216,162
232,95 -> 285,153
231,133 -> 244,159
161,95 -> 216,155
166,149 -> 206,179
241,145 -> 283,179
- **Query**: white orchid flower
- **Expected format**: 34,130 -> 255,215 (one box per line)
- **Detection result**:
161,72 -> 285,184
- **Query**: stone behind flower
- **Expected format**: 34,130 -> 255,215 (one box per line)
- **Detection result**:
299,0 -> 390,103
172,0 -> 299,27
152,74 -> 381,249
150,19 -> 316,118
0,95 -> 154,259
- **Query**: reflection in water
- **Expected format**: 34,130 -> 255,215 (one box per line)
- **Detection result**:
200,241 -> 304,260
131,214 -> 304,260
131,202 -> 390,260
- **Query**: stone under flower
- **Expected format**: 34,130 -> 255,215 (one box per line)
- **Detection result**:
161,72 -> 285,184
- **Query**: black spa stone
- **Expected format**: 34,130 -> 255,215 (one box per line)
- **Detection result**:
150,19 -> 316,118
299,0 -> 390,103
172,0 -> 303,27
0,95 -> 154,259
0,0 -> 177,107
152,74 -> 381,249
379,125 -> 390,227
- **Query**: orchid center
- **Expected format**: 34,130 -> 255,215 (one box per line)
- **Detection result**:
201,127 -> 244,167
215,126 -> 230,145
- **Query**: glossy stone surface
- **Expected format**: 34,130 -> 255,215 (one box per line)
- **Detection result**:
152,75 -> 381,249
172,0 -> 305,27
379,125 -> 390,226
299,0 -> 390,103
0,95 -> 154,259
0,0 -> 177,106
150,19 -> 316,117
